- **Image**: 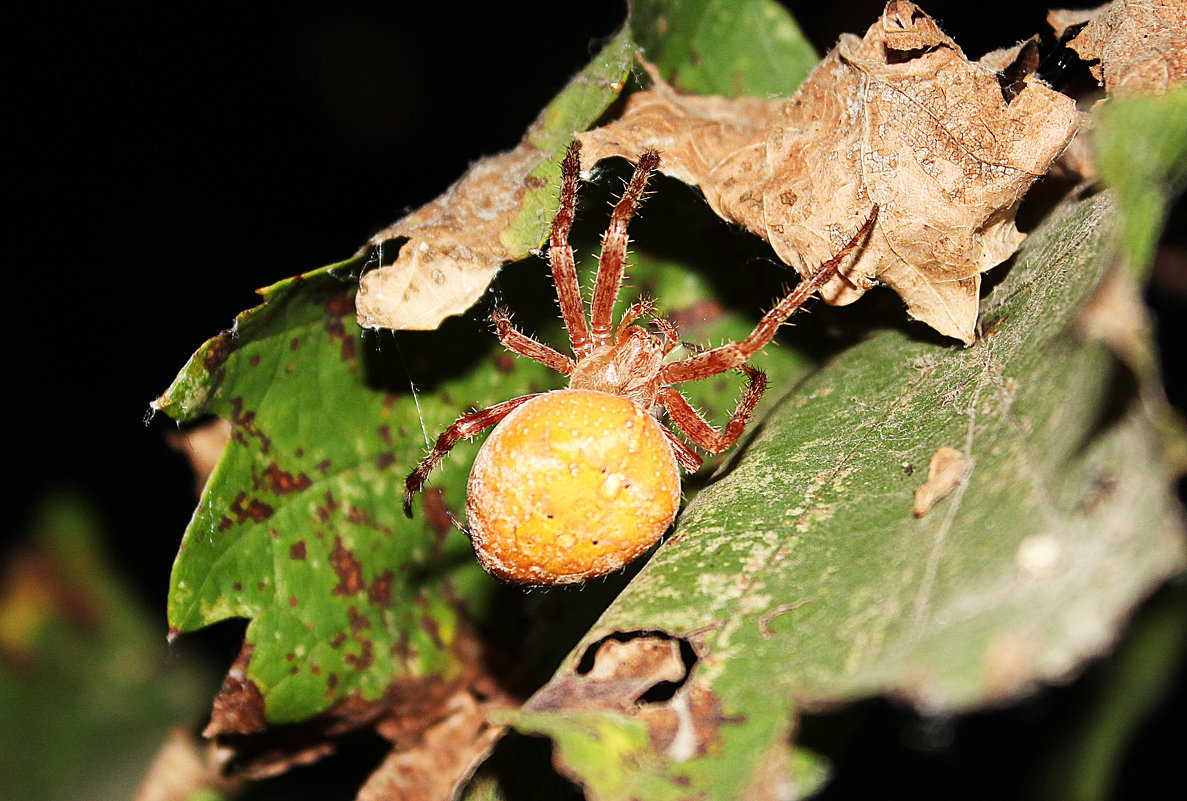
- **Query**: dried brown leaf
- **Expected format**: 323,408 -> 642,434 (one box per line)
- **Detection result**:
134,729 -> 235,801
523,633 -> 734,787
912,445 -> 973,517
356,690 -> 508,801
579,1 -> 1078,344
1059,0 -> 1187,94
204,645 -> 267,739
353,29 -> 633,331
527,635 -> 686,716
202,626 -> 517,784
356,145 -> 545,330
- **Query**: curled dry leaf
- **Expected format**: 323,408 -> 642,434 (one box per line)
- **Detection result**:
356,145 -> 547,330
1054,0 -> 1187,94
354,30 -> 633,331
201,626 -> 514,785
578,1 -> 1078,344
912,445 -> 972,517
356,689 -> 508,801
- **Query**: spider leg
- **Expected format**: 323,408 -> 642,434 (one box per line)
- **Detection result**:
654,317 -> 681,354
661,423 -> 704,472
614,298 -> 656,341
659,364 -> 768,454
550,142 -> 594,360
493,306 -> 574,375
404,393 -> 542,516
659,207 -> 878,385
590,149 -> 661,346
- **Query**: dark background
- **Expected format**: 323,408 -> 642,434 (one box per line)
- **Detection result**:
9,0 -> 1184,797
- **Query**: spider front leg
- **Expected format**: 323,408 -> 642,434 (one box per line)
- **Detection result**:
613,298 -> 658,338
590,149 -> 661,346
549,142 -> 593,360
404,393 -> 541,516
659,364 -> 768,456
659,207 -> 878,385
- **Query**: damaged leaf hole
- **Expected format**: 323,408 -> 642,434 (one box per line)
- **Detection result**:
576,630 -> 698,704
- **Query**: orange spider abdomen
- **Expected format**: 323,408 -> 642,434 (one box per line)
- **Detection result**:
465,389 -> 681,585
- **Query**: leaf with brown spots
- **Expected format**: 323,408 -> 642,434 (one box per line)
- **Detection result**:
577,1 -> 1079,344
156,255 -> 533,732
155,249 -> 565,785
151,0 -> 828,784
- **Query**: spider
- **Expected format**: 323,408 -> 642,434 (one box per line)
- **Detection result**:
404,141 -> 877,585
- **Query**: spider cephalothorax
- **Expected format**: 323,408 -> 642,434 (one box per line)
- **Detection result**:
404,141 -> 876,585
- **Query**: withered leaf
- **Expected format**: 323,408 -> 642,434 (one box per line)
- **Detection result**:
198,624 -> 514,786
522,633 -> 735,791
578,1 -> 1078,344
526,634 -> 688,716
356,145 -> 545,330
357,690 -> 508,801
1055,0 -> 1187,94
355,29 -> 633,331
912,445 -> 972,517
133,729 -> 235,801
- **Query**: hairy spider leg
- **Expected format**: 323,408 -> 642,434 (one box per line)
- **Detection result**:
614,298 -> 657,339
550,142 -> 593,360
403,393 -> 543,516
659,206 -> 879,386
589,149 -> 662,346
653,207 -> 878,458
491,306 -> 574,374
660,424 -> 704,472
658,364 -> 768,459
404,147 -> 668,517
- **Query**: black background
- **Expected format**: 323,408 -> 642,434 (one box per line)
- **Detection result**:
8,1 -> 1184,798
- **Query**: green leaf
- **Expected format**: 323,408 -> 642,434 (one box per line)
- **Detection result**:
1092,85 -> 1187,278
631,0 -> 817,96
161,258 -> 504,723
513,192 -> 1187,799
